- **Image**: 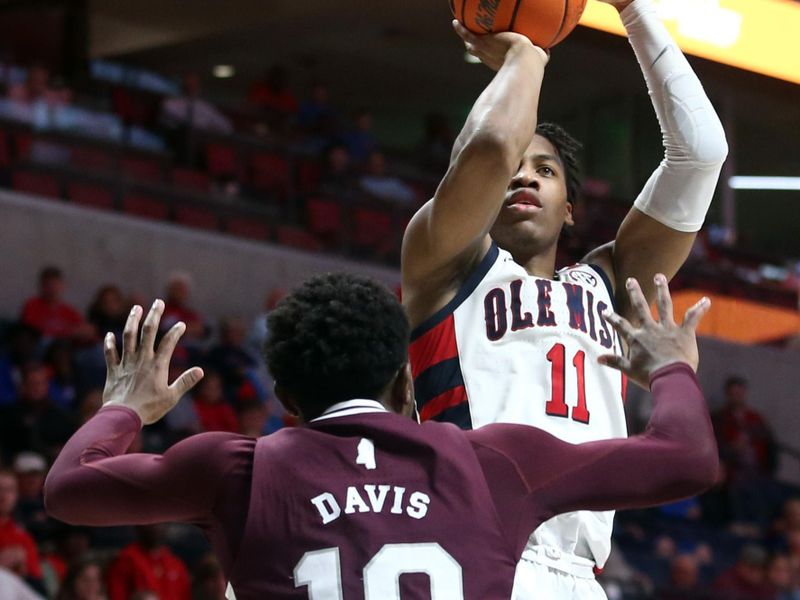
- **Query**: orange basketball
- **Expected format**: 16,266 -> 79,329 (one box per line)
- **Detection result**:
451,0 -> 588,48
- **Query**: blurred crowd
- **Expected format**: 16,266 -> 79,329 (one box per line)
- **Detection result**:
0,265 -> 798,600
0,266 -> 290,600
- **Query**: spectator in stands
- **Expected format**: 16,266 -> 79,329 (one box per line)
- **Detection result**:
161,73 -> 232,135
359,150 -> 417,206
191,370 -> 238,433
248,288 -> 285,356
767,554 -> 800,600
106,525 -> 189,600
12,453 -> 50,545
713,544 -> 774,600
7,63 -> 68,106
298,82 -> 336,134
207,316 -> 258,398
247,65 -> 298,123
341,108 -> 377,163
657,554 -> 711,600
0,469 -> 42,589
190,555 -> 227,600
20,267 -> 95,342
0,363 -> 75,462
44,340 -> 77,410
713,376 -> 778,528
77,389 -> 103,425
87,286 -> 128,341
319,144 -> 355,197
55,560 -> 105,600
418,111 -> 454,173
42,525 -> 91,588
161,272 -> 206,343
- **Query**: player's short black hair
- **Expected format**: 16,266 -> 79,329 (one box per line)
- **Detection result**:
536,122 -> 582,206
263,272 -> 409,420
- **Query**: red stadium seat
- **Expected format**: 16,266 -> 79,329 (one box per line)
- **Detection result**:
172,168 -> 211,193
121,193 -> 169,221
67,182 -> 115,211
306,197 -> 342,242
206,143 -> 239,178
14,132 -> 32,161
120,156 -> 163,183
174,205 -> 218,231
297,159 -> 322,193
0,130 -> 10,168
276,225 -> 322,253
250,152 -> 290,198
226,217 -> 270,241
353,208 -> 393,249
70,147 -> 114,171
12,170 -> 60,199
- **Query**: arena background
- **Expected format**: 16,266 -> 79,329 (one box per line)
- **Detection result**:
0,1 -> 798,599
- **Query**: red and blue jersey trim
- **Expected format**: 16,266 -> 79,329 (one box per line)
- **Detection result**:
409,244 -> 500,430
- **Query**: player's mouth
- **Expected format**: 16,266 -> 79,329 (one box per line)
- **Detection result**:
505,189 -> 543,212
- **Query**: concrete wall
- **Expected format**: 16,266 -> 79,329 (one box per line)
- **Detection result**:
0,190 -> 399,321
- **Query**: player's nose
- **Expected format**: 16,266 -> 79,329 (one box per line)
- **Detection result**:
510,167 -> 540,190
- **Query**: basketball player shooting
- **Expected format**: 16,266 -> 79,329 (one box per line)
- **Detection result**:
44,274 -> 717,599
401,0 -> 728,598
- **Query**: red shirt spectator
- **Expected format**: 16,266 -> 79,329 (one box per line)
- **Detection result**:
20,267 -> 93,341
713,544 -> 774,600
0,469 -> 42,580
192,372 -> 238,433
247,65 -> 298,115
161,273 -> 205,342
712,376 -> 776,482
106,526 -> 189,600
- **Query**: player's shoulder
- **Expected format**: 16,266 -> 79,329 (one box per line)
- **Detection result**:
557,261 -> 615,299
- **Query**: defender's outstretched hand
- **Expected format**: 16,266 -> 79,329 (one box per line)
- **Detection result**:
599,274 -> 710,389
452,20 -> 548,71
102,300 -> 204,425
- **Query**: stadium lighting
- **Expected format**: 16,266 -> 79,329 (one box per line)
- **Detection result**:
728,177 -> 800,191
212,65 -> 235,79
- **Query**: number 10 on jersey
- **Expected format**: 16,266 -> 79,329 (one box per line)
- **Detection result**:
545,343 -> 590,424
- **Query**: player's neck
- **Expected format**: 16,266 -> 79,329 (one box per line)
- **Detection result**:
509,243 -> 558,279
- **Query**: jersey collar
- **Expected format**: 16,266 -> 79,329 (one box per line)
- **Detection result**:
312,399 -> 388,422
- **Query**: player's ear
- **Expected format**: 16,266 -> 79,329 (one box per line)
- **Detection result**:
564,201 -> 575,227
274,383 -> 302,421
389,363 -> 415,419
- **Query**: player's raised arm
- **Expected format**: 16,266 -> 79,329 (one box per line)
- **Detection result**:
470,276 -> 718,552
402,22 -> 548,319
583,0 -> 728,320
44,301 -> 242,527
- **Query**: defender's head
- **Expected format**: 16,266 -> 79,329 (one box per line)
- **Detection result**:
264,273 -> 413,422
490,123 -> 582,261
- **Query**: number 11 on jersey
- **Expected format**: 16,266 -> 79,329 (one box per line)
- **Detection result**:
545,343 -> 590,424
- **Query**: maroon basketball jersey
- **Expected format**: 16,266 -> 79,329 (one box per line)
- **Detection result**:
227,401 -> 518,599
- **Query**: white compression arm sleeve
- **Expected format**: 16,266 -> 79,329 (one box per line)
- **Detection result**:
621,0 -> 728,232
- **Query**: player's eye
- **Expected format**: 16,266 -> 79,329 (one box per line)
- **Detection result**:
538,166 -> 555,177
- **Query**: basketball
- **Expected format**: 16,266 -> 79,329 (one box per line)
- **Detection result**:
451,0 -> 588,48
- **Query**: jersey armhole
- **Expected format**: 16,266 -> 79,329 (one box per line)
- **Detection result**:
588,263 -> 616,310
410,243 -> 500,341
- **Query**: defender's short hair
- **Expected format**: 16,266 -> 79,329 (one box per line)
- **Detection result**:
264,273 -> 409,420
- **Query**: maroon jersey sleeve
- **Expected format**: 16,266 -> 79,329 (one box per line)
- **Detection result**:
44,405 -> 255,570
468,363 -> 719,555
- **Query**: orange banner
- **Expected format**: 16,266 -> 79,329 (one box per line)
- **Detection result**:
666,290 -> 800,344
579,0 -> 800,85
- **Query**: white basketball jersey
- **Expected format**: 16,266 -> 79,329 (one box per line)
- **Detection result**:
409,244 -> 628,568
